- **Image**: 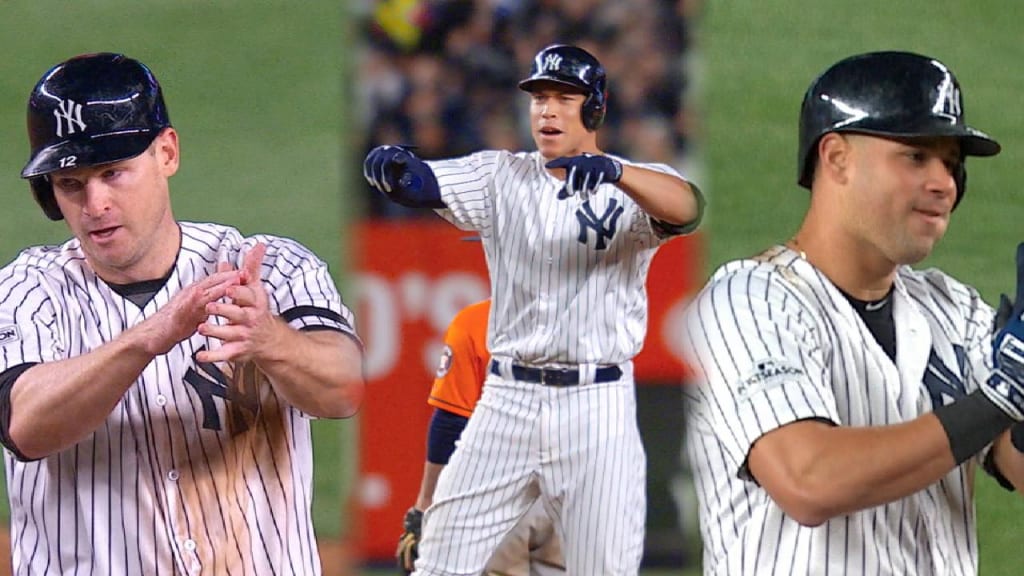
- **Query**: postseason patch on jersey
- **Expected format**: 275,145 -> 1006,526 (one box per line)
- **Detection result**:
435,344 -> 453,378
735,358 -> 804,401
0,325 -> 21,346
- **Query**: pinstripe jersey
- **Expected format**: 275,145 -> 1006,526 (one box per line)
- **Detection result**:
684,245 -> 997,576
427,150 -> 692,367
411,150 -> 695,576
0,221 -> 357,576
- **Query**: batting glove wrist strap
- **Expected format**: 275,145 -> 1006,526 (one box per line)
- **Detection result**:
934,390 -> 1015,465
985,336 -> 1024,421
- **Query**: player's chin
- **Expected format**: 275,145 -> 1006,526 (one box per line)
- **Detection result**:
896,237 -> 942,265
534,135 -> 565,159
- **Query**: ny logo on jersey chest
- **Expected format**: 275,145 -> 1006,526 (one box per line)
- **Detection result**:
184,346 -> 259,434
576,198 -> 624,250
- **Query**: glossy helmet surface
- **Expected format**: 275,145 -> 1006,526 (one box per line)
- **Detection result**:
21,53 -> 171,220
518,44 -> 608,131
797,51 -> 1000,206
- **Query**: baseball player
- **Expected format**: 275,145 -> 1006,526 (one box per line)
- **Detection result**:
363,44 -> 704,575
683,51 -> 1024,575
396,299 -> 564,575
0,53 -> 365,575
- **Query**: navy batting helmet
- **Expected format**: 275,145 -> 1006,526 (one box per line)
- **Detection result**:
518,44 -> 607,131
20,53 -> 172,220
797,51 -> 999,207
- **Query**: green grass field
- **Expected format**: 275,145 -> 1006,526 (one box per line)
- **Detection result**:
1,0 -> 1022,574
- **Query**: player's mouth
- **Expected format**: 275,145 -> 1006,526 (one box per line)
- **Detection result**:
913,208 -> 948,226
88,226 -> 122,242
538,126 -> 563,137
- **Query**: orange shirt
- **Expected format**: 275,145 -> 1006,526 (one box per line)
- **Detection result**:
427,300 -> 490,418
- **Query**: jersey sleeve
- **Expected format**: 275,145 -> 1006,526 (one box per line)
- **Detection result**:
625,160 -> 703,241
427,303 -> 489,418
427,151 -> 500,235
247,237 -> 360,345
0,262 -> 66,370
684,265 -> 840,480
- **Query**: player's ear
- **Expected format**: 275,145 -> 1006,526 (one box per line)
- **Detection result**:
153,127 -> 180,177
817,132 -> 851,186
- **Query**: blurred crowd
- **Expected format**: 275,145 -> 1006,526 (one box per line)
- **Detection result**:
355,0 -> 700,217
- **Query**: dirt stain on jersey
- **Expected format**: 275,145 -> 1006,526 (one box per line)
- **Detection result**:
175,361 -> 295,573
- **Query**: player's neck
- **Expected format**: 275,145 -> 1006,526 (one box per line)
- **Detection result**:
90,220 -> 183,285
788,229 -> 896,302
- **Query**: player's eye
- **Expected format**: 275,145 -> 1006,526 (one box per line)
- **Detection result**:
101,168 -> 122,180
53,178 -> 83,193
904,150 -> 928,164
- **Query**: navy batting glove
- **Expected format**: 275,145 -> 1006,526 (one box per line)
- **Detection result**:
984,242 -> 1024,421
363,145 -> 415,195
362,145 -> 444,208
545,153 -> 623,199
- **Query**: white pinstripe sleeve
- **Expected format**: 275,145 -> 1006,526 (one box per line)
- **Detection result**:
685,263 -> 841,479
619,159 -> 702,240
0,261 -> 66,369
245,236 -> 358,340
426,150 -> 500,234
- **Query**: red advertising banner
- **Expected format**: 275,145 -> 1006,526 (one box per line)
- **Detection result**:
351,219 -> 701,560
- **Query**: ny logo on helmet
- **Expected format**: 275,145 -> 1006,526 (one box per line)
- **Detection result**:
53,99 -> 86,138
934,84 -> 962,122
543,54 -> 563,73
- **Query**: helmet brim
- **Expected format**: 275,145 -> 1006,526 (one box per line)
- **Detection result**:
20,130 -> 160,179
518,77 -> 589,94
837,118 -> 1001,157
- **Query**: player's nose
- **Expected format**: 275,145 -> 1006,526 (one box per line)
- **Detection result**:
82,182 -> 114,216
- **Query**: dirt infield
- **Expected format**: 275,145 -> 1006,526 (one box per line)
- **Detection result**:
0,530 -> 360,575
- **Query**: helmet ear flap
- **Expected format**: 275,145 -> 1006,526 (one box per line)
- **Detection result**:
30,177 -> 64,221
582,79 -> 607,131
953,160 -> 967,211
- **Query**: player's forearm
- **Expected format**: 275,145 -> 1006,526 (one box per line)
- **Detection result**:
750,416 -> 955,526
253,325 -> 365,418
8,330 -> 156,459
616,165 -> 701,225
414,462 -> 446,511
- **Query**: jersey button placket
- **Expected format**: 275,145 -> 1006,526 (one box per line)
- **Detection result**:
182,539 -> 201,574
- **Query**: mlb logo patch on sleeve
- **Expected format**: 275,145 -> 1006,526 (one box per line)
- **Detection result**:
0,325 -> 21,345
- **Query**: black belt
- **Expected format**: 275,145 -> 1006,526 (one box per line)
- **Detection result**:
489,360 -> 622,387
